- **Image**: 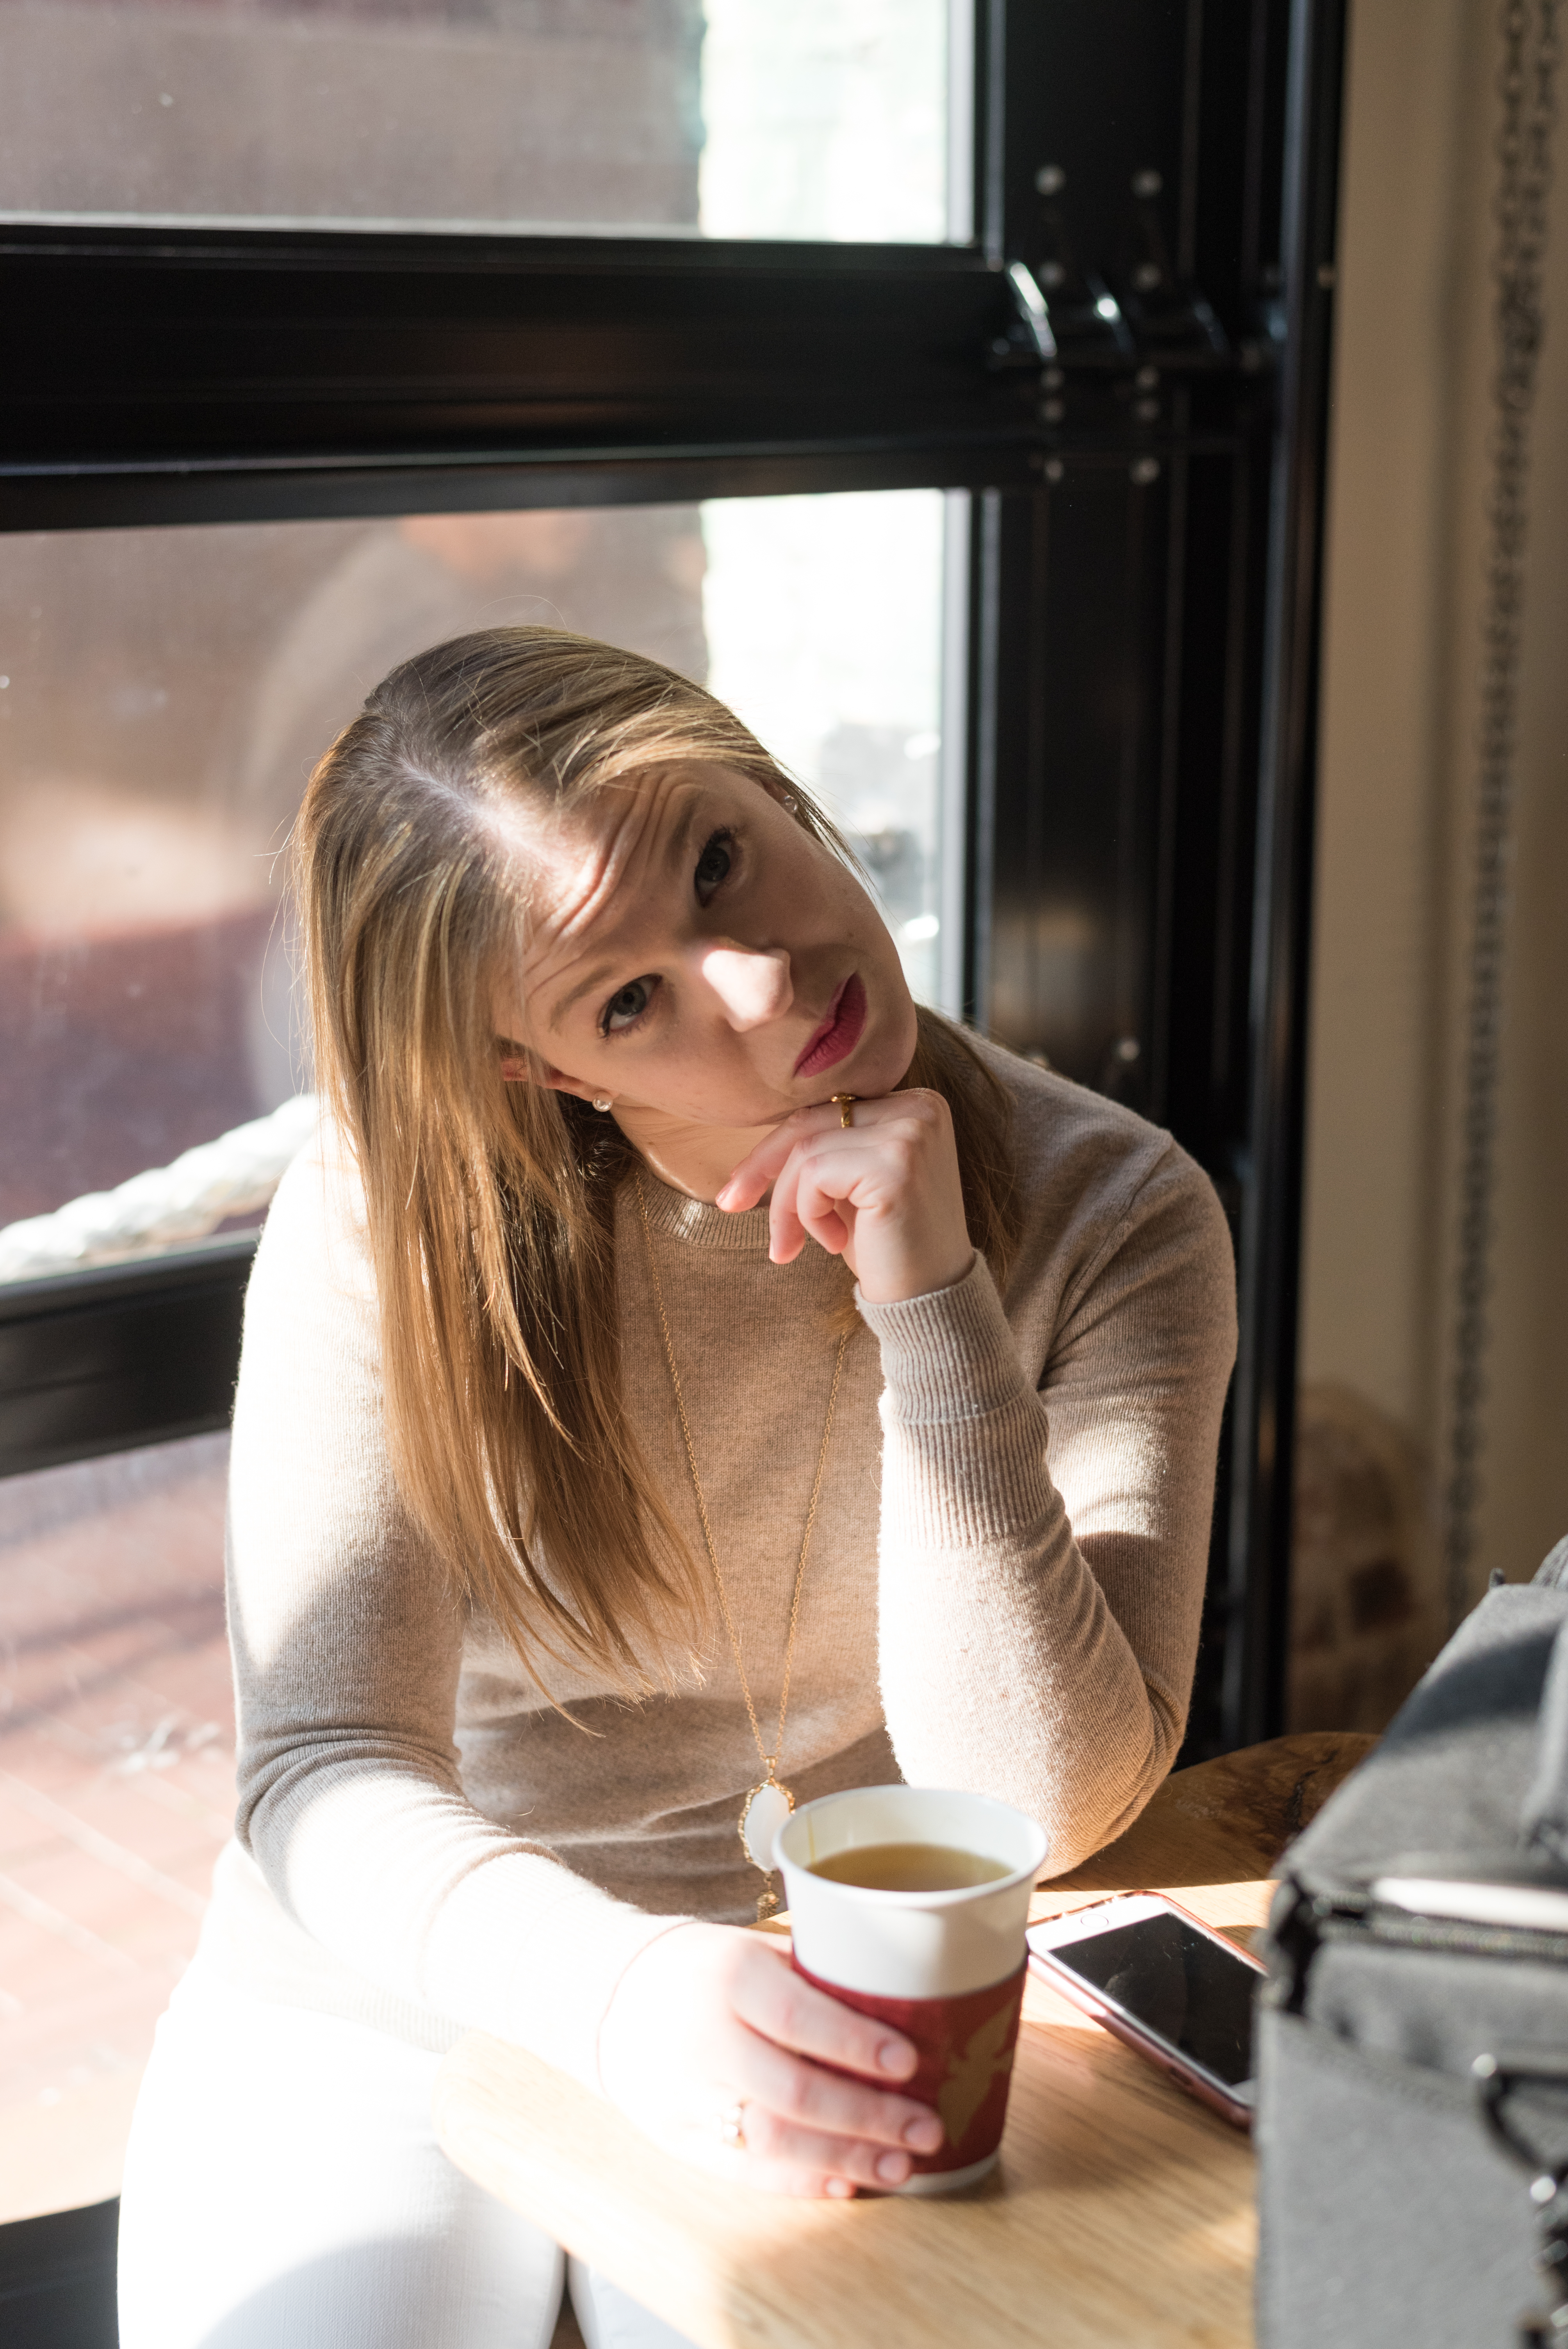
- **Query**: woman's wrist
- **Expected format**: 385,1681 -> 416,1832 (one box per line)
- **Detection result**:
856,1253 -> 1030,1424
854,1242 -> 976,1307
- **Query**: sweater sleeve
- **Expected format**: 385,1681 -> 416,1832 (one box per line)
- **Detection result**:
859,1138 -> 1237,1875
226,1136 -> 683,2091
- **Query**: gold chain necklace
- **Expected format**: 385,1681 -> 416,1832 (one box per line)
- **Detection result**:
634,1171 -> 851,1921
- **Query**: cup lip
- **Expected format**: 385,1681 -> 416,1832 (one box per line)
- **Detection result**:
775,1784 -> 1048,1906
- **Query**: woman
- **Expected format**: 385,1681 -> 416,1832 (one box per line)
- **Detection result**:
118,627 -> 1236,2347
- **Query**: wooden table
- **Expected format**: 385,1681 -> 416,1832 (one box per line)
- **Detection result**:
435,1733 -> 1374,2349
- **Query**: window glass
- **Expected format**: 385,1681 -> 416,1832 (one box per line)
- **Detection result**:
0,488 -> 955,1282
704,490 -> 951,1008
0,0 -> 958,241
700,0 -> 954,243
0,1434 -> 231,2222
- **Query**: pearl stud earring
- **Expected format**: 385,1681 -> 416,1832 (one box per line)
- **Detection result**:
592,1096 -> 613,1113
781,791 -> 799,812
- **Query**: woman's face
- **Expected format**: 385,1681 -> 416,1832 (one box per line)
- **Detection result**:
495,764 -> 918,1131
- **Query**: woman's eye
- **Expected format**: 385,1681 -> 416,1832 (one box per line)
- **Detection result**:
601,976 -> 656,1035
693,829 -> 734,903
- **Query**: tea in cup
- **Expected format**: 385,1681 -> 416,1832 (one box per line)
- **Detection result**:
775,1785 -> 1048,2192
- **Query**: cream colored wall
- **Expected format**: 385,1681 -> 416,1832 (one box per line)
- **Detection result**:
1300,0 -> 1568,1633
1301,0 -> 1465,1440
1484,159 -> 1568,1588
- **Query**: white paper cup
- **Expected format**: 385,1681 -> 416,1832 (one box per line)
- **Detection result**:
776,1786 -> 1048,2192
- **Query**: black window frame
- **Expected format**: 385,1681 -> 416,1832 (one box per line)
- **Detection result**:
0,0 -> 1347,1756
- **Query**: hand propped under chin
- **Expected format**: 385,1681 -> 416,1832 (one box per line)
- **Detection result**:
716,1090 -> 975,1305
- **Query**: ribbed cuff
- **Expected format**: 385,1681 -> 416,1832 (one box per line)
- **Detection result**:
418,1850 -> 694,2096
855,1253 -> 1029,1423
857,1256 -> 1057,1551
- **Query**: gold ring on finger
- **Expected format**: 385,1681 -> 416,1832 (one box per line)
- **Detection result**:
830,1093 -> 857,1129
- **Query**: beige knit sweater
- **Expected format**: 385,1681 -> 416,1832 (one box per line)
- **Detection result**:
204,1043 -> 1237,2091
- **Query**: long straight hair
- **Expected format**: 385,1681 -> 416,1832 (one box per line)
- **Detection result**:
294,627 -> 1018,1691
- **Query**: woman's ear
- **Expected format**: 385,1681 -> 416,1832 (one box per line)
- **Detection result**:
499,1048 -> 591,1098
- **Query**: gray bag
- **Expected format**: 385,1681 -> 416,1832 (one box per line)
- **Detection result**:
1258,1538 -> 1568,2347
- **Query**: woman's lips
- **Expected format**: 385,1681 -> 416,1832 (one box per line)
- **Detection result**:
793,971 -> 868,1080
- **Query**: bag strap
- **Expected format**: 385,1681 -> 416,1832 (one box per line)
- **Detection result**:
1522,1602 -> 1568,1859
1476,2051 -> 1568,2347
1534,1538 -> 1568,1592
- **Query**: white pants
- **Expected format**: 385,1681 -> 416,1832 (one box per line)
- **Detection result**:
117,1957 -> 697,2349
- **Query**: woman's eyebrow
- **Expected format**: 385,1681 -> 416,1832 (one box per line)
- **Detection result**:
547,961 -> 617,1032
661,789 -> 704,873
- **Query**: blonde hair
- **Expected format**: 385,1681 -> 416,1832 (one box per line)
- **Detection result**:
294,626 -> 1017,1691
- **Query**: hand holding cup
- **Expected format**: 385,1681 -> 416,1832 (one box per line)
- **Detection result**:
596,1920 -> 948,2199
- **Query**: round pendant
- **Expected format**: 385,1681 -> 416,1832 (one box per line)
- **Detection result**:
739,1780 -> 793,1874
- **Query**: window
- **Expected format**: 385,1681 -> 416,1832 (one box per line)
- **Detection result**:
0,0 -> 1347,2240
1,489 -> 953,1280
0,1436 -> 229,2221
1,0 -> 959,242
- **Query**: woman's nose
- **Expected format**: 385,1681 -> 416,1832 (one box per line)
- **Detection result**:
698,945 -> 794,1031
